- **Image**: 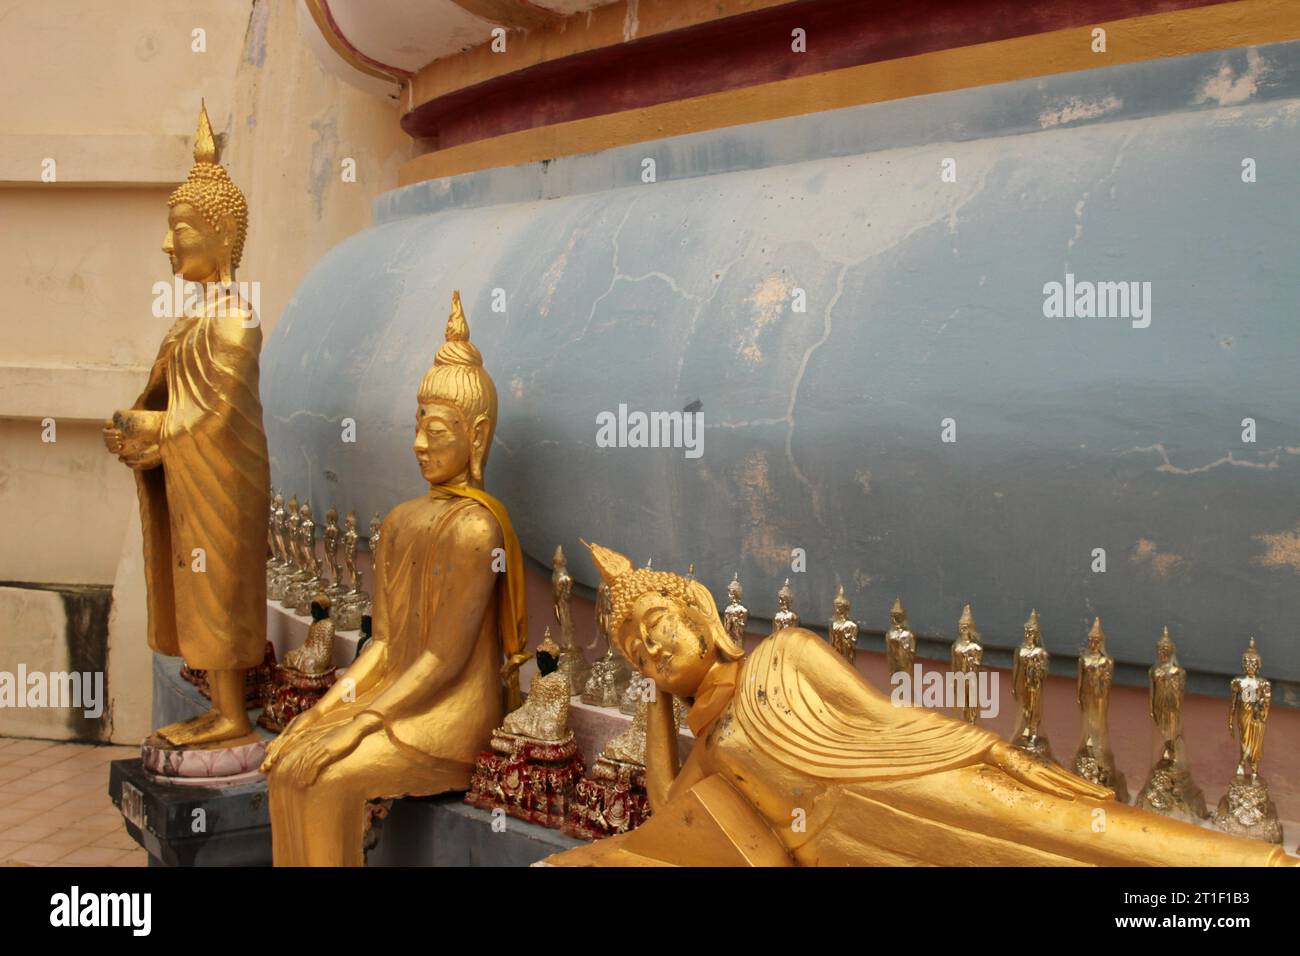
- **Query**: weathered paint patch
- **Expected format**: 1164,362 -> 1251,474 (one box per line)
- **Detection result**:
1252,522 -> 1300,572
1131,539 -> 1185,579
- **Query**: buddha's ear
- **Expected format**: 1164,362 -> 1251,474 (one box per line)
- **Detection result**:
215,212 -> 237,284
468,412 -> 490,483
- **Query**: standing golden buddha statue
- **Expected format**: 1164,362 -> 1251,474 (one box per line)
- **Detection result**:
102,102 -> 269,756
772,579 -> 799,633
1213,638 -> 1282,843
544,546 -> 1298,867
722,573 -> 748,649
1073,617 -> 1128,801
582,581 -> 633,707
827,585 -> 858,664
1010,609 -> 1053,760
1134,627 -> 1206,823
884,597 -> 915,684
260,291 -> 528,866
552,545 -> 590,694
950,605 -> 983,724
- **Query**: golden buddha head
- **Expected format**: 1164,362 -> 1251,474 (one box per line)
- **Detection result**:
414,291 -> 498,488
1023,608 -> 1041,646
889,596 -> 907,627
585,541 -> 743,697
164,101 -> 248,284
1156,625 -> 1175,663
1087,616 -> 1106,652
1242,637 -> 1261,676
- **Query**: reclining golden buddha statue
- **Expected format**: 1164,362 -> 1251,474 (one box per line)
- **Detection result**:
544,544 -> 1298,867
261,292 -> 527,866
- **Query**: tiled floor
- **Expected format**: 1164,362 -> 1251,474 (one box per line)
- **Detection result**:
0,736 -> 146,867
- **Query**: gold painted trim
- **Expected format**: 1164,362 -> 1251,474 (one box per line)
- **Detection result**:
303,0 -> 410,85
399,0 -> 1300,185
409,0 -> 797,109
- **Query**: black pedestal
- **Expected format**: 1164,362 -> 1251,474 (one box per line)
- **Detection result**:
108,759 -> 272,866
108,759 -> 586,866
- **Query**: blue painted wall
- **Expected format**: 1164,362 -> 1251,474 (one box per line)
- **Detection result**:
264,42 -> 1300,692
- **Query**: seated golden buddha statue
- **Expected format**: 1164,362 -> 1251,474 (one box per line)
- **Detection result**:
544,544 -> 1299,867
260,292 -> 527,866
259,593 -> 338,733
465,630 -> 586,827
499,629 -> 572,744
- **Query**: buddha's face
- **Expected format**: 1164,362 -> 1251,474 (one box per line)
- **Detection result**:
1157,644 -> 1172,664
1243,655 -> 1259,677
620,592 -> 720,696
414,402 -> 472,485
163,203 -> 225,282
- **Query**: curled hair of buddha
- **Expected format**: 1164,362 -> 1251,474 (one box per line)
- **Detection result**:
168,101 -> 249,269
418,291 -> 498,457
583,541 -> 745,663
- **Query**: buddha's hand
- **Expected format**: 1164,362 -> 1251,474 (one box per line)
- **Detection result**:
108,410 -> 165,469
989,741 -> 1112,801
284,715 -> 381,787
102,419 -> 125,456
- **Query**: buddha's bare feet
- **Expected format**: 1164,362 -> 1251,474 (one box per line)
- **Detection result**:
155,709 -> 220,745
155,709 -> 254,748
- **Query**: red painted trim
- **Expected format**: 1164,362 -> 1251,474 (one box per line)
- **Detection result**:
401,0 -> 1237,148
320,0 -> 416,81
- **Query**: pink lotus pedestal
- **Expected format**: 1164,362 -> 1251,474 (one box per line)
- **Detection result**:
141,734 -> 268,787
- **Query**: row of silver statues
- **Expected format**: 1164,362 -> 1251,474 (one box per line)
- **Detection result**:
264,489 -> 378,631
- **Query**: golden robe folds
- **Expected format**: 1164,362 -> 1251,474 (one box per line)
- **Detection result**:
134,290 -> 269,671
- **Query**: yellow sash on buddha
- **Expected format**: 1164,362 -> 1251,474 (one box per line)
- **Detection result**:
431,484 -> 528,663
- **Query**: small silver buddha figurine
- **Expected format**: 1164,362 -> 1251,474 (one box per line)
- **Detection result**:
619,674 -> 648,716
601,692 -> 685,768
501,629 -> 572,743
280,499 -> 310,610
335,510 -> 369,631
322,505 -> 344,600
1212,638 -> 1282,843
950,604 -> 983,724
1073,617 -> 1128,801
582,581 -> 632,707
266,488 -> 283,585
267,491 -> 293,599
552,545 -> 589,695
722,573 -> 748,650
292,503 -> 324,616
1010,609 -> 1053,759
828,584 -> 858,663
342,509 -> 359,589
1135,627 -> 1207,823
275,494 -> 303,604
772,578 -> 799,634
884,597 -> 915,682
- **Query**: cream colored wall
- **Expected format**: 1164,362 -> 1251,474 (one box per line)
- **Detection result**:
0,0 -> 408,743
